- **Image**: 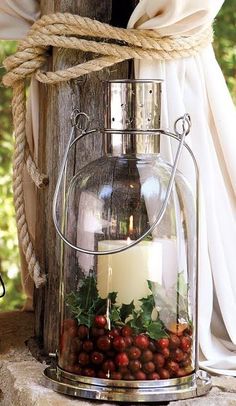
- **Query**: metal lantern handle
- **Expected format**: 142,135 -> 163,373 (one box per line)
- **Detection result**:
52,111 -> 193,256
0,273 -> 6,298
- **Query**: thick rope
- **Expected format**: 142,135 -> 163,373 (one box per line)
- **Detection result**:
12,82 -> 47,287
2,12 -> 213,287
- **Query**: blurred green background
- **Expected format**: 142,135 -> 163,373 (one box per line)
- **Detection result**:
0,0 -> 235,311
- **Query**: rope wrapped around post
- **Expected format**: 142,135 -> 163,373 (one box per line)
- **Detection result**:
2,12 -> 213,287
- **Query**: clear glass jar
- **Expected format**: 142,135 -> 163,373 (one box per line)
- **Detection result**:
57,81 -> 196,382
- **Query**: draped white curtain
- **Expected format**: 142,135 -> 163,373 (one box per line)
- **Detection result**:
1,0 -> 236,375
128,0 -> 236,375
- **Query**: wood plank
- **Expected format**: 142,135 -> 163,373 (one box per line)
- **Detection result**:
35,0 -> 137,352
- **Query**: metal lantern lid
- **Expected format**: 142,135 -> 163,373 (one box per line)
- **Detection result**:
104,80 -> 161,155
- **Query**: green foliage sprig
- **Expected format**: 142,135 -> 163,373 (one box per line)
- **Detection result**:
66,276 -> 168,339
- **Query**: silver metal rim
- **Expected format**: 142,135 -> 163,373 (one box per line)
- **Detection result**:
57,365 -> 194,388
43,367 -> 212,402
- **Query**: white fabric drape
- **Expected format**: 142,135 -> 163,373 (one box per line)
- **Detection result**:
128,0 -> 236,375
1,0 -> 236,374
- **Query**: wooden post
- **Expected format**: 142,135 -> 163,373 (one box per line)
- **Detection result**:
35,0 -> 138,352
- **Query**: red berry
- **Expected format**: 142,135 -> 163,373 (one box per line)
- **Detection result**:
91,351 -> 104,365
70,337 -> 82,353
181,358 -> 192,368
113,336 -> 126,352
94,315 -> 107,328
91,327 -> 105,337
128,346 -> 141,360
78,325 -> 89,339
115,352 -> 129,367
123,373 -> 135,380
63,319 -> 77,331
73,365 -> 82,374
147,372 -> 160,380
158,368 -> 170,379
181,352 -> 189,363
160,347 -> 170,359
107,328 -> 120,339
60,332 -> 70,353
83,367 -> 95,377
141,350 -> 153,362
129,360 -> 141,373
185,326 -> 193,336
156,338 -> 169,349
97,370 -> 107,379
106,350 -> 116,358
111,372 -> 122,380
68,326 -> 78,338
148,340 -> 156,353
153,353 -> 165,368
78,352 -> 89,366
65,365 -> 78,373
82,340 -> 93,353
166,360 -> 180,375
124,336 -> 133,347
119,366 -> 129,375
180,336 -> 192,353
169,334 -> 181,349
171,348 -> 185,362
67,353 -> 77,365
121,326 -> 133,337
135,371 -> 146,380
97,336 -> 111,351
102,360 -> 116,373
142,362 -> 155,374
134,335 -> 149,350
176,368 -> 187,377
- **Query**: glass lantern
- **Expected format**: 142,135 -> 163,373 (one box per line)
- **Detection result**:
44,80 -> 211,402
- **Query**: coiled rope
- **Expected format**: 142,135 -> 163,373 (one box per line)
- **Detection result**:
2,12 -> 213,287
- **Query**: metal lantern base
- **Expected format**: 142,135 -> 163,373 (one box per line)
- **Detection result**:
43,367 -> 211,402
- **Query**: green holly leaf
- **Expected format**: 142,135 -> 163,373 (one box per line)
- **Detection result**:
92,297 -> 107,315
128,310 -> 143,334
79,312 -> 94,328
147,280 -> 153,291
66,274 -> 100,327
146,320 -> 168,340
77,275 -> 98,310
110,306 -> 120,322
120,301 -> 135,323
139,292 -> 155,326
108,291 -> 118,304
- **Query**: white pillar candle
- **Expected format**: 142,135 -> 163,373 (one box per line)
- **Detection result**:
97,240 -> 162,306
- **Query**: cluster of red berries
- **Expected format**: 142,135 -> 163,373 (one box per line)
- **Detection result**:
59,315 -> 193,381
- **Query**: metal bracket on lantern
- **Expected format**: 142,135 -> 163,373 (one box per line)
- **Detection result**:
53,111 -> 196,256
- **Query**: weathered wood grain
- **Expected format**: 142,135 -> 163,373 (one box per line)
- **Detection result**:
35,0 -> 138,352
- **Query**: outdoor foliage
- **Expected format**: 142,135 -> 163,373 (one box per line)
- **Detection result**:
214,0 -> 236,102
0,1 -> 235,310
0,40 -> 26,310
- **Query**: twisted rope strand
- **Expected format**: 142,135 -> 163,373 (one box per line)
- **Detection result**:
12,82 -> 47,287
2,12 -> 213,287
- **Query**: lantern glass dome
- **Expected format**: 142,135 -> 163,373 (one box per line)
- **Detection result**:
44,80 -> 211,402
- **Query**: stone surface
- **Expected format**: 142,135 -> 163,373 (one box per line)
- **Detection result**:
1,311 -> 236,405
